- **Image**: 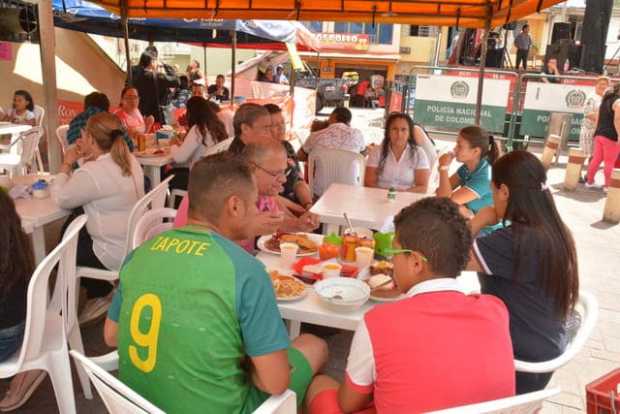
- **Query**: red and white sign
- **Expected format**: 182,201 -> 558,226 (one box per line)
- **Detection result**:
317,33 -> 370,52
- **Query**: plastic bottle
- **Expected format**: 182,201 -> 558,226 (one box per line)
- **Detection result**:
387,187 -> 396,201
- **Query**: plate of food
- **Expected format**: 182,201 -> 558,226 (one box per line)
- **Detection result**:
135,147 -> 169,158
366,273 -> 406,302
257,232 -> 321,256
269,270 -> 307,301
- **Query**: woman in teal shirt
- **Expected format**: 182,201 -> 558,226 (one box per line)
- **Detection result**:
436,126 -> 500,223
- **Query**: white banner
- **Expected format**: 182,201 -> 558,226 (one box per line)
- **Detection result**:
415,75 -> 510,107
522,82 -> 595,113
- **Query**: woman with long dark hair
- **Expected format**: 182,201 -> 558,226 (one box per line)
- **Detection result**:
0,190 -> 46,411
365,113 -> 430,193
586,82 -> 620,189
468,150 -> 579,394
170,96 -> 228,167
436,126 -> 500,220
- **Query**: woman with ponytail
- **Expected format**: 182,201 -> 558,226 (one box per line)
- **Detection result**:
436,126 -> 500,225
52,112 -> 144,323
467,150 -> 579,394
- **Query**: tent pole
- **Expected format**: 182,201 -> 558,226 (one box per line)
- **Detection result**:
475,11 -> 492,126
231,30 -> 236,108
121,0 -> 132,83
38,0 -> 61,172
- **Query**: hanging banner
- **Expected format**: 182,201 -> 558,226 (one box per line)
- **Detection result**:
520,82 -> 594,140
0,43 -> 12,61
413,75 -> 510,133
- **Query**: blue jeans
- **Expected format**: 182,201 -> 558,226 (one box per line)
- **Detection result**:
0,322 -> 25,362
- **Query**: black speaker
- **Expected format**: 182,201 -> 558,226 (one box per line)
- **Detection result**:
486,48 -> 504,68
0,3 -> 38,42
569,43 -> 583,69
545,40 -> 571,71
551,22 -> 571,44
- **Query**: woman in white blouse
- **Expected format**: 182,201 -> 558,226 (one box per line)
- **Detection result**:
365,113 -> 431,193
52,112 -> 144,320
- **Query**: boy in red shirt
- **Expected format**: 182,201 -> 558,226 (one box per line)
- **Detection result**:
306,197 -> 516,414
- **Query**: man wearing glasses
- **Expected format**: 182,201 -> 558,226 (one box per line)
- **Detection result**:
304,198 -> 515,413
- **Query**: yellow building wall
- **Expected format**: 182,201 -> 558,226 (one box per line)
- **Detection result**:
399,25 -> 437,63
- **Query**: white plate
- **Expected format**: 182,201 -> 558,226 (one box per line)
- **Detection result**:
257,233 -> 322,257
369,292 -> 406,303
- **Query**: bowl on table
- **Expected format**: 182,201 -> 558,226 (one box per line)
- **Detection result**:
314,278 -> 370,312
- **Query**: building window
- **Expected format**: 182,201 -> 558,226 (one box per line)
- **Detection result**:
302,21 -> 323,32
333,23 -> 394,44
409,25 -> 435,37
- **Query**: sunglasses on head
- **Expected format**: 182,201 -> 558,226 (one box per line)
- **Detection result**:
382,248 -> 428,262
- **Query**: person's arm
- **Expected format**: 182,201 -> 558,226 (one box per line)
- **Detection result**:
293,181 -> 313,209
103,288 -> 123,347
408,168 -> 429,193
364,166 -> 379,188
435,153 -> 458,197
250,351 -> 290,395
170,127 -> 201,164
51,157 -> 101,209
613,100 -> 620,139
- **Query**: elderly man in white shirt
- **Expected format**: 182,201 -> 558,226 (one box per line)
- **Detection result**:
297,107 -> 365,161
52,112 -> 144,323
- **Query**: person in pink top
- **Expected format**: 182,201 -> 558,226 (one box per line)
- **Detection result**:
175,143 -> 319,253
114,86 -> 154,139
305,197 -> 515,414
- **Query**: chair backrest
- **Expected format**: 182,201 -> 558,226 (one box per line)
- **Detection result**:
427,388 -> 560,414
205,136 -> 234,157
13,127 -> 42,168
123,175 -> 174,258
515,290 -> 598,373
70,351 -> 165,414
13,215 -> 87,373
33,105 -> 45,128
131,207 -> 178,249
56,125 -> 70,154
308,147 -> 365,196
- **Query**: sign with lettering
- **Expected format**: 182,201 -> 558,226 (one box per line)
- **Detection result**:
413,75 -> 510,133
317,33 -> 370,51
520,82 -> 595,141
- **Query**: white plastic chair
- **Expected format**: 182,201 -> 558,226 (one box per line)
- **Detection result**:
33,105 -> 46,172
70,350 -> 297,414
0,215 -> 87,414
131,207 -> 178,249
427,387 -> 560,413
308,147 -> 365,197
0,126 -> 42,177
414,127 -> 439,193
515,291 -> 598,374
168,189 -> 187,208
56,124 -> 70,155
204,136 -> 234,156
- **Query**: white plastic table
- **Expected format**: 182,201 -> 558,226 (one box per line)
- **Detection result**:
135,154 -> 173,187
310,183 -> 426,233
256,248 -> 481,339
256,251 -> 372,339
13,175 -> 70,263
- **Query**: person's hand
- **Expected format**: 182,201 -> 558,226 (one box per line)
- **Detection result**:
252,212 -> 284,236
62,146 -> 81,167
458,205 -> 474,220
438,152 -> 455,168
298,211 -> 320,231
145,116 -> 155,132
475,206 -> 499,227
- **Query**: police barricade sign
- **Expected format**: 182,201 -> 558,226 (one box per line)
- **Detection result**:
413,74 -> 510,133
520,82 -> 594,140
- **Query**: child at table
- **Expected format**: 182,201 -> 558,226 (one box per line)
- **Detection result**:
1,90 -> 36,126
305,197 -> 515,414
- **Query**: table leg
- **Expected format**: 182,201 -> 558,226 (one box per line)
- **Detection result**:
147,166 -> 161,188
286,320 -> 301,339
31,226 -> 47,264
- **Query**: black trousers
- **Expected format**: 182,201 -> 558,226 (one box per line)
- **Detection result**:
61,208 -> 113,299
516,49 -> 529,70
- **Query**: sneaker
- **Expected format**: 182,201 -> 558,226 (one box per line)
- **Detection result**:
79,291 -> 113,326
0,371 -> 47,412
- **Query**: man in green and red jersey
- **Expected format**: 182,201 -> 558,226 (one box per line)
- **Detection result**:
103,153 -> 327,413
